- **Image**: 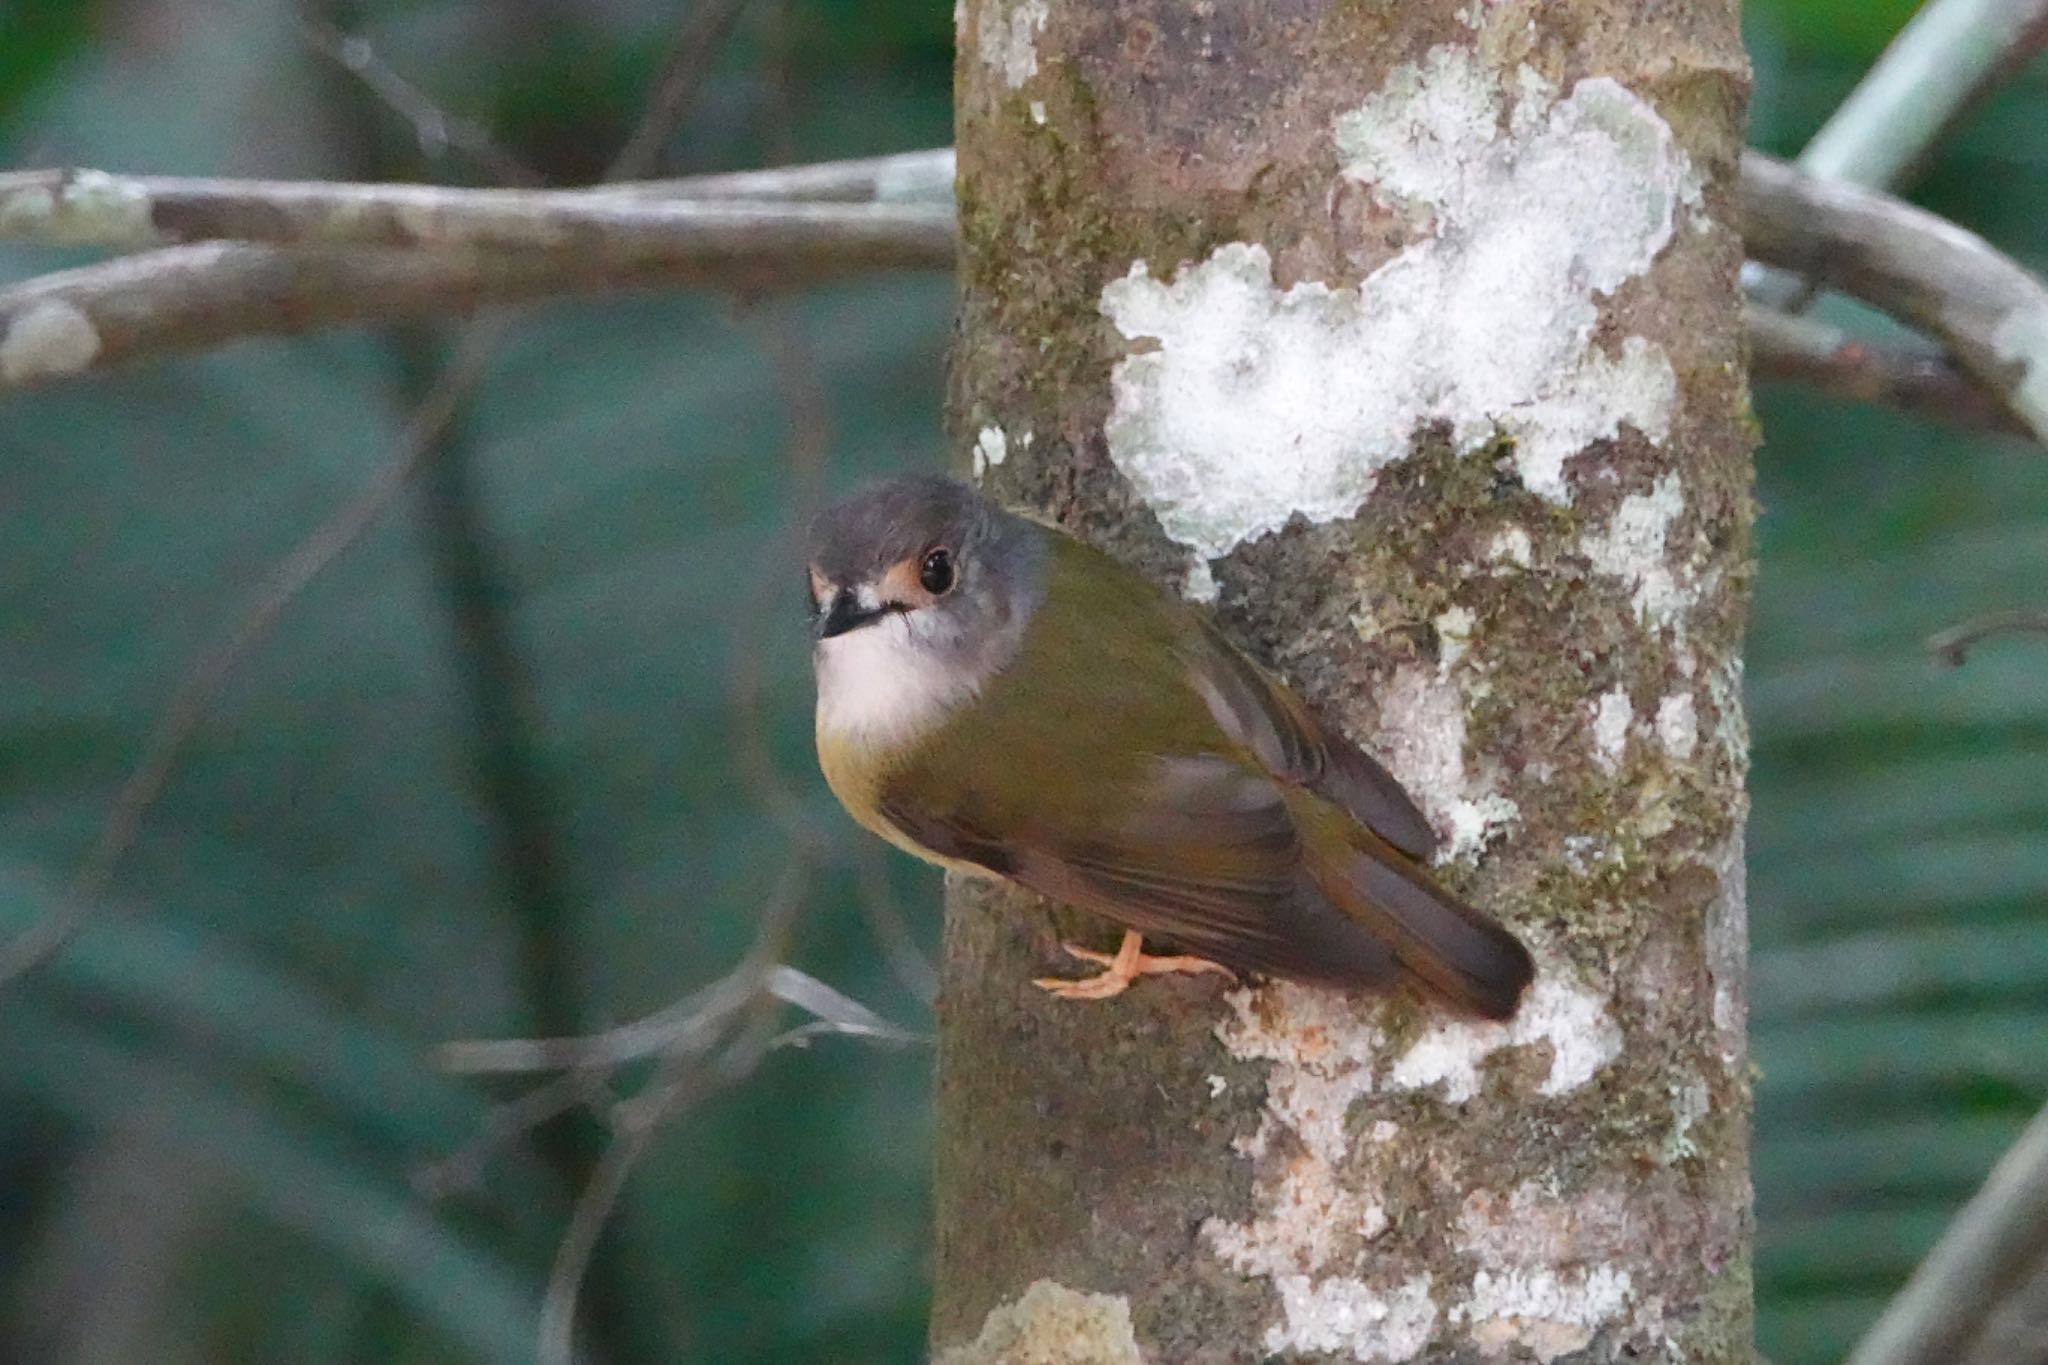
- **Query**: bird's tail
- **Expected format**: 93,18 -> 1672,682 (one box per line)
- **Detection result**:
1290,792 -> 1535,1020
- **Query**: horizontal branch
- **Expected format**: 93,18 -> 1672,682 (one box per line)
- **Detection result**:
1745,303 -> 2030,437
1745,0 -> 2048,311
1743,152 -> 2048,441
2,152 -> 2043,446
0,167 -> 954,260
0,239 -> 933,389
602,148 -> 956,204
1925,609 -> 2048,665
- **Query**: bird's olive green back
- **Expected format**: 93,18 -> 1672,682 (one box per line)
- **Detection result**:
889,529 -> 1245,831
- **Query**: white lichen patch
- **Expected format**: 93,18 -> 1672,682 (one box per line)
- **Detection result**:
1098,47 -> 1694,562
1487,526 -> 1533,568
1204,984 -> 1417,1354
1453,1184 -> 1645,1359
1261,1273 -> 1439,1362
975,0 -> 1048,89
1662,1074 -> 1710,1163
0,301 -> 102,385
1207,1157 -> 1388,1281
1705,655 -> 1747,768
1434,605 -> 1477,672
972,425 -> 1009,478
875,150 -> 959,204
1388,969 -> 1623,1103
1462,1266 -> 1634,1362
1374,663 -> 1519,861
1580,472 -> 1693,630
1654,691 -> 1697,760
1560,834 -> 1616,875
935,1279 -> 1142,1365
1211,982 -> 1382,1172
1704,828 -> 1748,1065
1209,956 -> 1618,1358
1590,687 -> 1633,774
1992,304 -> 2048,436
0,169 -> 156,248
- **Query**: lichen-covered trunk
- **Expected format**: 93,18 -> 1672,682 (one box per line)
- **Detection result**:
934,2 -> 1754,1361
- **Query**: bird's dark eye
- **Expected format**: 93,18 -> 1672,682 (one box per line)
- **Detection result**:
919,547 -> 955,595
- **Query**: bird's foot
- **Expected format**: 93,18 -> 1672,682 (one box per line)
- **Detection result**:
1032,930 -> 1232,1001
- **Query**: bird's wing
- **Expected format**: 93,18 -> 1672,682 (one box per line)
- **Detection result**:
877,754 -> 1402,988
1181,613 -> 1440,861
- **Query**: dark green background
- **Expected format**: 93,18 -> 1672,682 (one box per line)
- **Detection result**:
1,1 -> 2041,1361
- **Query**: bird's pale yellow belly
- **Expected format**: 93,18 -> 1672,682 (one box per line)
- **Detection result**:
815,722 -> 991,876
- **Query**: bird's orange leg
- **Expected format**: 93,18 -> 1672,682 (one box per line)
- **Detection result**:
1032,929 -> 1233,1000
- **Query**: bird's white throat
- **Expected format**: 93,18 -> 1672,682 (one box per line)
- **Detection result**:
813,612 -> 985,749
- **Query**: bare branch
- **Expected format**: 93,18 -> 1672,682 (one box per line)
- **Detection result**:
0,167 -> 954,261
1849,1100 -> 2048,1365
0,157 -> 956,395
605,148 -> 956,205
538,1050 -> 703,1365
1746,303 -> 2030,438
415,1070 -> 615,1201
301,16 -> 541,186
3,150 -> 2039,445
1797,0 -> 2048,194
605,0 -> 756,180
1742,152 -> 2048,441
437,862 -> 810,1076
0,324 -> 505,984
1925,609 -> 2048,665
1745,0 -> 2048,310
0,241 -> 862,393
759,964 -> 925,1046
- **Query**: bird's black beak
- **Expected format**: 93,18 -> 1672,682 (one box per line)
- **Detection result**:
815,591 -> 886,640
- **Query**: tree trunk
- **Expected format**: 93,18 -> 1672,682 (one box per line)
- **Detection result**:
935,2 -> 1755,1361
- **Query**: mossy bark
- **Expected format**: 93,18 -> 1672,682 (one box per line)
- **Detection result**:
937,1 -> 1755,1360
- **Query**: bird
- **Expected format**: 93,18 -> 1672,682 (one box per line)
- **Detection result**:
804,473 -> 1534,1019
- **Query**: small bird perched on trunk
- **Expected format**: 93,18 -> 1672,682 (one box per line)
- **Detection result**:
805,474 -> 1534,1019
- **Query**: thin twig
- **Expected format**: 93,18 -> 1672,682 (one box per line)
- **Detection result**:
415,1069 -> 617,1200
439,970 -> 752,1076
758,963 -> 923,1042
852,840 -> 939,1006
0,321 -> 506,983
300,15 -> 542,187
1925,610 -> 2048,665
601,148 -> 955,204
1746,0 -> 2048,310
1848,1100 -> 2048,1365
538,1048 -> 709,1365
1742,152 -> 2048,442
1797,0 -> 2048,194
438,862 -> 810,1075
1746,303 -> 2029,438
605,0 -> 757,179
0,237 -> 935,395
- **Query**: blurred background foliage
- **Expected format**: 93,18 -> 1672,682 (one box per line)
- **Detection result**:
0,1 -> 2040,1362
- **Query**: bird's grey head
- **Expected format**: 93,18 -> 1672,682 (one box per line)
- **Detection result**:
805,475 -> 1046,743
